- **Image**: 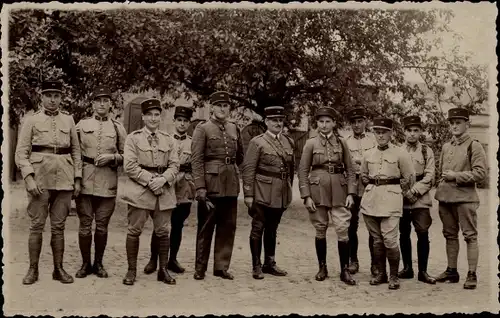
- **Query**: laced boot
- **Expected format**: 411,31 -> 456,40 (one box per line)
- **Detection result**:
463,271 -> 477,290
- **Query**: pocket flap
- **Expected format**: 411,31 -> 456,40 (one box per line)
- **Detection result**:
205,162 -> 219,174
82,127 -> 94,133
29,153 -> 44,163
313,149 -> 324,154
103,132 -> 116,138
309,176 -> 320,185
59,127 -> 70,134
136,140 -> 152,152
256,174 -> 272,184
383,156 -> 398,164
34,123 -> 49,132
387,186 -> 402,194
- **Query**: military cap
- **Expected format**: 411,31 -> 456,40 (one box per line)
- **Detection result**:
264,106 -> 285,118
448,108 -> 469,121
141,98 -> 162,114
346,107 -> 366,120
315,107 -> 337,120
92,86 -> 112,100
41,81 -> 63,94
372,117 -> 393,130
402,115 -> 422,129
210,91 -> 231,105
174,106 -> 194,120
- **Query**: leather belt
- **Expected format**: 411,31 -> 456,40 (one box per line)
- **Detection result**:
140,165 -> 167,174
179,163 -> 192,173
416,174 -> 424,182
312,164 -> 345,174
31,145 -> 71,155
82,155 -> 95,165
205,156 -> 236,165
256,168 -> 288,180
368,178 -> 401,186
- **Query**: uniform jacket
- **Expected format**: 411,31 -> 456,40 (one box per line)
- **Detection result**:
174,133 -> 196,204
191,118 -> 244,198
360,143 -> 415,217
403,142 -> 435,209
435,133 -> 487,203
76,116 -> 127,197
15,109 -> 82,191
241,131 -> 294,209
121,128 -> 179,210
345,132 -> 377,196
298,133 -> 356,208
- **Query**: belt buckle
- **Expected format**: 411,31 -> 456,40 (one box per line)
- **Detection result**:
328,165 -> 335,174
281,172 -> 287,179
157,166 -> 163,174
225,157 -> 231,165
374,178 -> 381,186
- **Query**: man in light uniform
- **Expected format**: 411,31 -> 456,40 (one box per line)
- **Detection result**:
15,80 -> 82,284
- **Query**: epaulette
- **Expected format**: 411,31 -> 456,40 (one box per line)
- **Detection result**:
111,117 -> 124,125
157,130 -> 169,136
60,110 -> 70,115
132,129 -> 142,135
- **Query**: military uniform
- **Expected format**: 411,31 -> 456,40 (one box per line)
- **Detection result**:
121,98 -> 180,286
191,91 -> 244,280
15,81 -> 82,285
74,86 -> 127,279
360,117 -> 415,289
344,107 -> 377,274
144,106 -> 196,275
241,106 -> 294,279
434,108 -> 487,289
398,116 -> 436,284
298,107 -> 357,285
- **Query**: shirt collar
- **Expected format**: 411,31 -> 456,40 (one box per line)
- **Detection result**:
174,133 -> 187,140
210,116 -> 226,127
452,133 -> 471,146
378,143 -> 390,151
320,132 -> 333,140
267,130 -> 281,140
353,133 -> 366,140
94,115 -> 108,121
43,108 -> 59,116
143,126 -> 157,137
406,141 -> 419,151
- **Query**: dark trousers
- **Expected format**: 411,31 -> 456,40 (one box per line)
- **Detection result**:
169,203 -> 192,260
195,197 -> 237,272
249,203 -> 285,258
399,208 -> 432,272
76,195 -> 115,236
349,195 -> 375,263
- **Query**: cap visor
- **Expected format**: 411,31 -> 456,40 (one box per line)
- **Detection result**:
372,126 -> 391,130
42,89 -> 62,94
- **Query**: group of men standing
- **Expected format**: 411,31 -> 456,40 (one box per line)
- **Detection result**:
15,81 -> 487,292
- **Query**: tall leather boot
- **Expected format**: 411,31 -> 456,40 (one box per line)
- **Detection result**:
369,235 -> 378,277
22,233 -> 42,285
250,237 -> 264,279
398,235 -> 414,279
123,235 -> 139,285
370,243 -> 388,285
157,235 -> 176,285
75,234 -> 93,278
168,227 -> 185,274
93,232 -> 109,278
143,231 -> 159,274
387,247 -> 401,290
417,232 -> 436,284
338,241 -> 356,285
51,234 -> 74,284
262,229 -> 287,276
315,237 -> 328,281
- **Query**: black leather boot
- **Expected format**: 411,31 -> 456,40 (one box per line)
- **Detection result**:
23,233 -> 42,285
76,234 -> 93,278
315,237 -> 328,281
143,232 -> 158,274
463,271 -> 477,289
417,232 -> 435,284
369,235 -> 378,277
398,236 -> 414,279
370,244 -> 388,285
157,235 -> 176,285
436,267 -> 460,283
123,235 -> 139,285
262,256 -> 287,276
250,237 -> 264,280
168,223 -> 185,273
93,232 -> 109,278
51,235 -> 74,284
387,247 -> 401,290
338,241 -> 356,286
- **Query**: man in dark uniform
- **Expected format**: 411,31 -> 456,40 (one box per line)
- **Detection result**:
121,98 -> 179,286
191,91 -> 244,280
360,117 -> 415,290
74,86 -> 127,279
15,80 -> 82,284
345,107 -> 377,275
398,116 -> 436,284
241,106 -> 294,279
434,108 -> 487,290
144,106 -> 196,275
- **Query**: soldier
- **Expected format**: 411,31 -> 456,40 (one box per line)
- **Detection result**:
191,91 -> 244,280
15,80 -> 82,285
360,117 -> 415,290
298,107 -> 357,286
398,116 -> 436,284
74,86 -> 127,279
144,106 -> 196,275
344,107 -> 377,275
121,98 -> 179,286
241,106 -> 294,280
434,108 -> 487,290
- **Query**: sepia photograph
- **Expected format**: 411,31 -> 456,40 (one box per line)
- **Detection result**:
1,2 -> 498,316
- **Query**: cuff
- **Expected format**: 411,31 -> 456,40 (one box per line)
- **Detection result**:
137,170 -> 154,187
21,167 -> 35,180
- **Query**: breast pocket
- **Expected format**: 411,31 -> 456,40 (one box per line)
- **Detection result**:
58,127 -> 71,146
136,143 -> 153,165
262,151 -> 279,165
157,143 -> 172,166
382,156 -> 400,177
366,158 -> 380,176
102,132 -> 117,152
207,136 -> 223,152
312,149 -> 325,165
32,123 -> 50,144
255,174 -> 273,205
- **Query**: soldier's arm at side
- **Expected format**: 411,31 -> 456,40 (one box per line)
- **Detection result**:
360,153 -> 369,185
298,140 -> 313,199
399,149 -> 416,192
412,147 -> 435,195
69,116 -> 82,179
455,141 -> 487,185
236,126 -> 244,167
191,125 -> 206,190
241,138 -> 260,198
114,121 -> 128,165
162,138 -> 180,186
123,134 -> 153,186
15,116 -> 35,179
340,138 -> 356,195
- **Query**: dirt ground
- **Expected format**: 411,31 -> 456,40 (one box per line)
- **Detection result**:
3,178 -> 499,316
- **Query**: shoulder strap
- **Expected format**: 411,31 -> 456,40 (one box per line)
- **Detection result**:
421,143 -> 427,165
110,118 -> 122,154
